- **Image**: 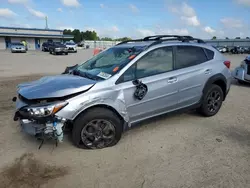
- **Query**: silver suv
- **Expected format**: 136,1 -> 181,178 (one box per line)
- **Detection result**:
13,35 -> 232,149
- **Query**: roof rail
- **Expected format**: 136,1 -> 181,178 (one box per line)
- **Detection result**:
115,35 -> 205,47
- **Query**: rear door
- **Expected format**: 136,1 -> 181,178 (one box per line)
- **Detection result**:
173,45 -> 214,108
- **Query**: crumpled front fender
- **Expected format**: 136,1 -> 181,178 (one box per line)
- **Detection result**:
55,89 -> 130,125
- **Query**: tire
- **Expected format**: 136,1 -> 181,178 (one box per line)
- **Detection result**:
197,84 -> 224,117
49,50 -> 52,54
65,52 -> 68,55
72,107 -> 123,149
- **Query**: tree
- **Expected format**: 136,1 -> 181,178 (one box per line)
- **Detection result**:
212,36 -> 217,40
235,37 -> 241,39
72,29 -> 81,43
225,37 -> 229,39
116,37 -> 132,41
101,37 -> 113,41
246,37 -> 250,39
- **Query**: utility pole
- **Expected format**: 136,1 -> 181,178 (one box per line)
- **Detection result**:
45,16 -> 48,29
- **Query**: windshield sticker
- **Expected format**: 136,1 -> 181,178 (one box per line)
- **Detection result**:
113,66 -> 119,72
97,72 -> 112,79
129,54 -> 136,60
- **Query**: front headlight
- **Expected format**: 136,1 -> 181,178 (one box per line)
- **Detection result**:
23,101 -> 68,117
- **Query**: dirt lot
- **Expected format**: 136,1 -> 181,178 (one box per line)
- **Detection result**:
0,50 -> 250,188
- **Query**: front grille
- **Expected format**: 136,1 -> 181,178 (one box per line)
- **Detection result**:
69,47 -> 74,50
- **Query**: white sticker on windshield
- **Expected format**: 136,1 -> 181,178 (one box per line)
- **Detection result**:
97,72 -> 112,79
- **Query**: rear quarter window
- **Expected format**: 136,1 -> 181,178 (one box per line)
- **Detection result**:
204,48 -> 214,60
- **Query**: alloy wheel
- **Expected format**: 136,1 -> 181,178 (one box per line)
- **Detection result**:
207,90 -> 221,113
80,119 -> 116,149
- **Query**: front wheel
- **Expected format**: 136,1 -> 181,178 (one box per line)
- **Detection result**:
72,108 -> 123,149
197,84 -> 224,117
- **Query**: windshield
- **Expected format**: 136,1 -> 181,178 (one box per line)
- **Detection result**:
74,46 -> 144,80
54,42 -> 62,45
12,43 -> 24,46
66,42 -> 75,45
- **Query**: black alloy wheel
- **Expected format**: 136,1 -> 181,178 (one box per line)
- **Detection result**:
197,84 -> 224,117
80,119 -> 116,149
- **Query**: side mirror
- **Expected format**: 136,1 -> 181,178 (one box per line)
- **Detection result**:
132,79 -> 140,86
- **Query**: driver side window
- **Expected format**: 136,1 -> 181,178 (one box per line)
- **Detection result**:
119,46 -> 173,83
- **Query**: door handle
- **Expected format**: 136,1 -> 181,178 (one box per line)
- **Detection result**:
168,77 -> 178,84
205,69 -> 212,75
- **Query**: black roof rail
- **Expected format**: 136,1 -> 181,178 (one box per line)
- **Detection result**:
115,35 -> 205,47
143,35 -> 194,41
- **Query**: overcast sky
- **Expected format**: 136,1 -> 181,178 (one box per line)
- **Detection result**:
0,0 -> 250,39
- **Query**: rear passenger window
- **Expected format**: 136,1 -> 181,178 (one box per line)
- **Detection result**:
204,48 -> 214,60
175,46 -> 208,69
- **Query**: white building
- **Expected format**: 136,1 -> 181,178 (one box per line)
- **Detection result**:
0,26 -> 73,50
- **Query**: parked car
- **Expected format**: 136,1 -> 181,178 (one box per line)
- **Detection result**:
64,41 -> 77,53
218,46 -> 229,53
41,41 -> 53,52
230,46 -> 245,54
13,35 -> 231,149
232,55 -> 250,84
49,42 -> 68,55
11,42 -> 26,53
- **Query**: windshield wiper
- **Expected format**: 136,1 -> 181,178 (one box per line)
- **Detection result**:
72,69 -> 99,80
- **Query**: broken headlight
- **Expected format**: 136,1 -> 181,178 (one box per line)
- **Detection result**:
23,102 -> 68,118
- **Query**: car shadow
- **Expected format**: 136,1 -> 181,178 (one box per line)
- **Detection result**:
231,77 -> 250,87
220,126 -> 250,147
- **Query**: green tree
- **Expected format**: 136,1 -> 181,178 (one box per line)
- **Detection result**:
212,36 -> 217,40
235,37 -> 241,39
116,37 -> 132,41
101,37 -> 113,41
246,37 -> 250,39
225,37 -> 229,39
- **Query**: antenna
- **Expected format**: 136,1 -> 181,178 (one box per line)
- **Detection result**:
45,16 -> 48,29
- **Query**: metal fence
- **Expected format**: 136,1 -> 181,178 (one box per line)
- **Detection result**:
84,40 -> 122,49
204,39 -> 250,47
83,39 -> 250,49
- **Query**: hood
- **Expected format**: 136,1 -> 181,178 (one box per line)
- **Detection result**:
18,74 -> 96,100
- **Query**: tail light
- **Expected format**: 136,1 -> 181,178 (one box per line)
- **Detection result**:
224,61 -> 231,69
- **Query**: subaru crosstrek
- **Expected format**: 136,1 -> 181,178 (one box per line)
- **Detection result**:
13,35 -> 232,149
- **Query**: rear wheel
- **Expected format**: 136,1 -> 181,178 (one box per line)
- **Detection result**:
197,84 -> 224,117
72,108 -> 123,149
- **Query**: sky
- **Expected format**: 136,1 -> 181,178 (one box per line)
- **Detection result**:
0,0 -> 250,39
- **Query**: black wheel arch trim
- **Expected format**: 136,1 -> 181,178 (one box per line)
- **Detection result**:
202,73 -> 228,100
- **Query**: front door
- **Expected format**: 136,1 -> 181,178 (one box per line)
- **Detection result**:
116,46 -> 179,123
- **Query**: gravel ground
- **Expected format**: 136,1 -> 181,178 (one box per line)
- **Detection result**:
0,50 -> 250,188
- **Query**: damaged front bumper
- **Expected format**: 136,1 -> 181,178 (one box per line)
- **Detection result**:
232,66 -> 250,83
13,97 -> 67,144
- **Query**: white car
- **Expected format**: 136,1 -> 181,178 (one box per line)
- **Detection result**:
64,41 -> 77,53
232,55 -> 250,84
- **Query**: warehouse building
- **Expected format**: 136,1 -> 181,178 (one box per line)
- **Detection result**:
0,26 -> 73,50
